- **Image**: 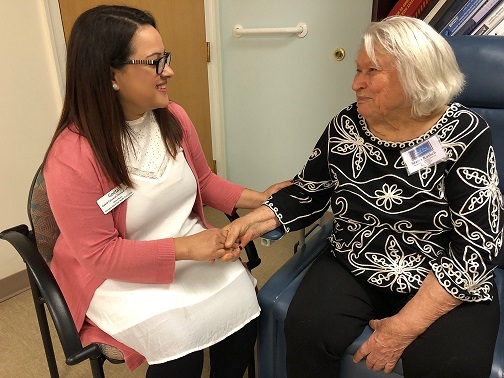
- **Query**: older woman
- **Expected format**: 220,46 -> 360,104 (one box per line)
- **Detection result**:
224,16 -> 503,377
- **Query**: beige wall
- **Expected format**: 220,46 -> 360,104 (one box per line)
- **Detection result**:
0,1 -> 62,279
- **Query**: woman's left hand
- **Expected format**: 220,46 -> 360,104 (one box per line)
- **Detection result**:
353,315 -> 417,373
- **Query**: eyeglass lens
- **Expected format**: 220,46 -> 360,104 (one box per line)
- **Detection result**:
156,53 -> 171,74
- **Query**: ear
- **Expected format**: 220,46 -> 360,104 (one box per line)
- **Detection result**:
110,67 -> 118,82
110,68 -> 120,91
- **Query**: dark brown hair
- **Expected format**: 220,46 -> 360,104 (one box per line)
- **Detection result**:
43,5 -> 182,187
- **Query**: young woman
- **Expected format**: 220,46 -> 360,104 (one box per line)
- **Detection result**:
43,5 -> 289,377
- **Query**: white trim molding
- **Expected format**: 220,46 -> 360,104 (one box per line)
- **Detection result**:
204,0 -> 227,178
44,0 -> 67,99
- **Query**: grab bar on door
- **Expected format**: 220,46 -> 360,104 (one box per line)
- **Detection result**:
233,23 -> 308,38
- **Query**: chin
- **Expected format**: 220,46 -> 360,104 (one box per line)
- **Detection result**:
156,99 -> 170,109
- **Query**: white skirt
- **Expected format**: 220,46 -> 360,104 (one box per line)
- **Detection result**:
86,259 -> 259,364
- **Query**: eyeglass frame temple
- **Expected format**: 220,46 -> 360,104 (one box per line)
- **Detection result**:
122,51 -> 171,75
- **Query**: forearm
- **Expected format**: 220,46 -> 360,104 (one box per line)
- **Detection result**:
224,205 -> 281,248
235,180 -> 293,209
395,271 -> 461,336
235,188 -> 268,209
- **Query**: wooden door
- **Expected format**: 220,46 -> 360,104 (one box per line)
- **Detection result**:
58,0 -> 214,169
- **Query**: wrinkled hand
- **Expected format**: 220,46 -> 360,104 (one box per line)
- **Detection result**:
221,217 -> 256,254
353,316 -> 417,373
262,180 -> 292,201
175,228 -> 239,262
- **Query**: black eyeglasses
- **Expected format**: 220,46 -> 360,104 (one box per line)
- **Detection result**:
122,51 -> 171,75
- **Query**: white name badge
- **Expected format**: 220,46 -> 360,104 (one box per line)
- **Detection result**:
97,184 -> 134,214
401,135 -> 447,175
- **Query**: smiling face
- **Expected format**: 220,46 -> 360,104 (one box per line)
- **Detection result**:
352,45 -> 410,124
111,25 -> 173,121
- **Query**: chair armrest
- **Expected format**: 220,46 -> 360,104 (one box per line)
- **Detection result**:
260,227 -> 285,246
0,228 -> 87,361
258,221 -> 332,299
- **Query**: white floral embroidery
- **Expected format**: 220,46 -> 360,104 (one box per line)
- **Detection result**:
457,147 -> 502,233
375,183 -> 404,210
365,236 -> 429,292
329,115 -> 388,179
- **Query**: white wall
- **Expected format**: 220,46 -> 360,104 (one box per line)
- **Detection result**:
0,1 -> 62,279
219,0 -> 372,190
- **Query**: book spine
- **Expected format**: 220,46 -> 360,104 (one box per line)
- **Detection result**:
420,0 -> 443,22
433,0 -> 468,30
487,15 -> 504,33
388,0 -> 430,16
425,0 -> 453,24
456,0 -> 503,35
471,2 -> 504,33
413,0 -> 435,17
440,0 -> 487,36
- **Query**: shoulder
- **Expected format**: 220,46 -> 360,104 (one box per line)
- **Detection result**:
328,102 -> 362,135
49,125 -> 94,161
332,102 -> 360,124
168,101 -> 191,128
45,125 -> 103,181
447,103 -> 490,133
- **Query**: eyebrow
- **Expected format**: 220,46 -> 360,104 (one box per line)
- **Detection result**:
145,51 -> 165,59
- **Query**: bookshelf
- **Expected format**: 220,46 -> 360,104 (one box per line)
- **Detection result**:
371,0 -> 504,36
372,0 -> 398,21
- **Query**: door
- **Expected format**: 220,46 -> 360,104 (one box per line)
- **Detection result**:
58,0 -> 215,169
219,0 -> 373,190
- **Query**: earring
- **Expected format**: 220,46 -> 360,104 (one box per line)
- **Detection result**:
112,83 -> 119,91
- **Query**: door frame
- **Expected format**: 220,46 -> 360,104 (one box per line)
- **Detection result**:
43,0 -> 228,178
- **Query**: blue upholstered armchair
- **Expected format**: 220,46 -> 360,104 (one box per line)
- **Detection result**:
257,36 -> 504,378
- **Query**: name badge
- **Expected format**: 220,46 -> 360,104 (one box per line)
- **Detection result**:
401,135 -> 447,175
97,184 -> 134,214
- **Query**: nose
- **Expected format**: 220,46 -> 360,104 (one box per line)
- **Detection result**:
161,64 -> 174,78
352,72 -> 365,92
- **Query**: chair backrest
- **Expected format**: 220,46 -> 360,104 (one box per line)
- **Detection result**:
28,166 -> 60,264
0,167 -> 103,366
446,36 -> 504,191
447,36 -> 504,268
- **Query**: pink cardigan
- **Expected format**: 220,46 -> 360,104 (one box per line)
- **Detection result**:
44,102 -> 245,369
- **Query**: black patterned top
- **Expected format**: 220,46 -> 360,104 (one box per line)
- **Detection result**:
265,102 -> 503,302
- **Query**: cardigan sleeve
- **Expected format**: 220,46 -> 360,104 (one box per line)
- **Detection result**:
45,130 -> 176,284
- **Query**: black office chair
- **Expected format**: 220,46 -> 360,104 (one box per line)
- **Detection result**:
0,166 -> 260,377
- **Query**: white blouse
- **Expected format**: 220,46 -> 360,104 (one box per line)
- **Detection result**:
86,111 -> 259,364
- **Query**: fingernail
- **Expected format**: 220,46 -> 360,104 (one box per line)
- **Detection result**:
239,245 -> 243,250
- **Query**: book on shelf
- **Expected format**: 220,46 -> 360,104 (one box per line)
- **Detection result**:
439,0 -> 487,36
419,0 -> 442,21
433,0 -> 471,31
471,1 -> 504,33
456,0 -> 503,35
422,0 -> 457,24
487,14 -> 504,33
388,0 -> 435,18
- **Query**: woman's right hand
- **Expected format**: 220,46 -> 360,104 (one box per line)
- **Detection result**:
174,228 -> 239,261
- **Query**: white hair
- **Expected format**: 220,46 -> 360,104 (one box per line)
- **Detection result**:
362,16 -> 465,118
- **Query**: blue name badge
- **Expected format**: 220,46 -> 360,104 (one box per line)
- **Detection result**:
400,135 -> 447,175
